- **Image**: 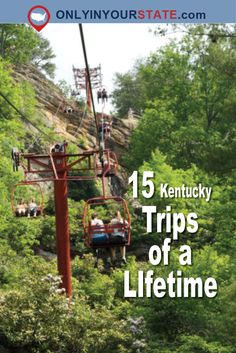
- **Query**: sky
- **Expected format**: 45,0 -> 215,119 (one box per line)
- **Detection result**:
42,24 -> 174,113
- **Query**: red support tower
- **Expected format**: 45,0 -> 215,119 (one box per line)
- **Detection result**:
73,65 -> 102,110
13,143 -> 99,296
12,143 -> 119,297
53,152 -> 72,296
85,73 -> 92,109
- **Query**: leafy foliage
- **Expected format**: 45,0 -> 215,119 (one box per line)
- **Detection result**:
0,24 -> 55,78
114,29 -> 236,175
0,24 -> 235,353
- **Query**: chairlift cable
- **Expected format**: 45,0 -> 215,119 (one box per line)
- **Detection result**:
101,101 -> 106,149
0,90 -> 51,140
74,102 -> 88,138
78,24 -> 100,148
0,90 -> 80,150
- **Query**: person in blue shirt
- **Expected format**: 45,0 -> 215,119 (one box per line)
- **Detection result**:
91,213 -> 108,244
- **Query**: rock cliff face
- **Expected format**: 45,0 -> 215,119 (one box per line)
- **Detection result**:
13,65 -> 138,166
12,65 -> 139,194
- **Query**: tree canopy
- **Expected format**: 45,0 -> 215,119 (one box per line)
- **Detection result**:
113,25 -> 236,175
0,24 -> 235,353
0,24 -> 56,78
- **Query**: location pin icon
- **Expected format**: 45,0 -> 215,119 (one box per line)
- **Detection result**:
28,5 -> 51,32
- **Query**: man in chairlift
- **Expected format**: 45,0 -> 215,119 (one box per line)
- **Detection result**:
28,198 -> 38,218
101,88 -> 108,103
97,89 -> 102,103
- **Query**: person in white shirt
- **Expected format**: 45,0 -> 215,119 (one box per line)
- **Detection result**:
110,211 -> 128,264
16,199 -> 27,216
91,213 -> 104,227
28,199 -> 37,217
101,88 -> 108,103
90,213 -> 108,244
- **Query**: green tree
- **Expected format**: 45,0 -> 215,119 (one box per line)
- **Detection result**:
114,28 -> 236,173
0,25 -> 55,78
31,34 -> 56,78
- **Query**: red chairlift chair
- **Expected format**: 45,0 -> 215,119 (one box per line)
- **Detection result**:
63,106 -> 74,114
11,182 -> 44,218
82,196 -> 131,249
98,121 -> 112,138
96,149 -> 118,178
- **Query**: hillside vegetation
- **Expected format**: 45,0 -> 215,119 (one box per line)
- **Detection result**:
0,24 -> 235,353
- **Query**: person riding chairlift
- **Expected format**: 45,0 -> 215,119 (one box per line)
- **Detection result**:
97,89 -> 102,103
98,115 -> 112,140
64,106 -> 74,114
90,213 -> 108,244
71,90 -> 80,97
96,152 -> 116,177
98,122 -> 111,141
110,211 -> 128,264
28,199 -> 38,218
103,121 -> 112,138
16,199 -> 27,216
101,88 -> 108,103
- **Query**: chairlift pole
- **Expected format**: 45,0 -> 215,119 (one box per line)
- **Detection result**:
53,150 -> 72,297
12,140 -> 119,299
85,72 -> 92,110
72,65 -> 102,111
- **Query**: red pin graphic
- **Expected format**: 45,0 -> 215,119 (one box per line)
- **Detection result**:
28,5 -> 51,32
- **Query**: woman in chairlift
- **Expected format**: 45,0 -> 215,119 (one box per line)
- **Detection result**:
15,199 -> 27,216
90,213 -> 108,244
110,211 -> 128,264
